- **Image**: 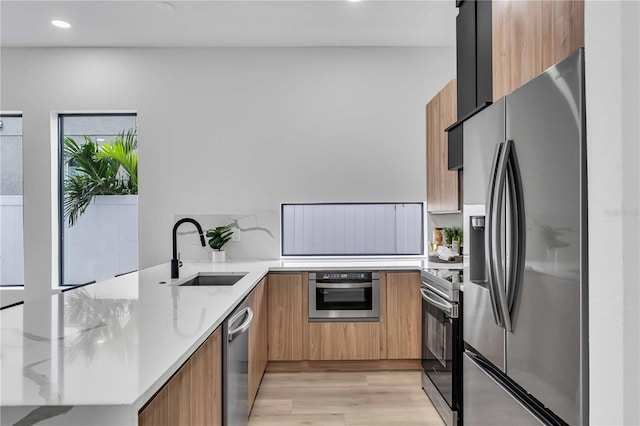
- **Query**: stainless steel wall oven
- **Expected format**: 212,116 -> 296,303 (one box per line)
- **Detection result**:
420,269 -> 463,426
309,271 -> 380,322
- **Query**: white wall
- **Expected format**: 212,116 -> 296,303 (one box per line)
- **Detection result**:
0,47 -> 455,302
585,2 -> 640,425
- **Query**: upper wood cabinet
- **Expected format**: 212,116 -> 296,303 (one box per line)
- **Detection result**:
268,273 -> 304,361
492,0 -> 584,99
139,326 -> 222,426
384,272 -> 422,360
427,79 -> 460,213
248,278 -> 268,412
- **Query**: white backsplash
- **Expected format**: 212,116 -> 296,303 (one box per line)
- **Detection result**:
173,212 -> 280,261
427,212 -> 463,245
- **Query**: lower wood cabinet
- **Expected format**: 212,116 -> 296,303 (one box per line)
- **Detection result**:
268,273 -> 303,361
248,278 -> 268,411
139,326 -> 222,426
189,326 -> 223,425
385,272 -> 422,360
309,322 -> 380,361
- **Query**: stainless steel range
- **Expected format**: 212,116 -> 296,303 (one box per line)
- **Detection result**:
420,268 -> 463,426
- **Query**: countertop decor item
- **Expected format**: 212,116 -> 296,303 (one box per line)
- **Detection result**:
207,226 -> 233,262
442,226 -> 463,249
433,228 -> 444,246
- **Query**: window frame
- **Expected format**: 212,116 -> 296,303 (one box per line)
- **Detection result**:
0,113 -> 25,287
57,112 -> 138,287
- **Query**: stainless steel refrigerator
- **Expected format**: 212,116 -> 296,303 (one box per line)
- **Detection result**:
462,49 -> 588,425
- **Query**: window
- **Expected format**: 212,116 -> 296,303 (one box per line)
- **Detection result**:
0,114 -> 24,286
281,203 -> 424,256
59,114 -> 137,286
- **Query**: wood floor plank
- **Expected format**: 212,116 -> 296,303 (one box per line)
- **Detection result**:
248,371 -> 445,426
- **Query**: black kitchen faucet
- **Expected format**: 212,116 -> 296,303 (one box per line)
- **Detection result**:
171,218 -> 206,279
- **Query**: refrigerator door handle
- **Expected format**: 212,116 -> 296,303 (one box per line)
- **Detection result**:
505,141 -> 526,317
485,142 -> 506,328
491,140 -> 513,332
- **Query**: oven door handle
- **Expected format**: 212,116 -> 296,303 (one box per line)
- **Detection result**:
315,282 -> 372,289
420,287 -> 458,318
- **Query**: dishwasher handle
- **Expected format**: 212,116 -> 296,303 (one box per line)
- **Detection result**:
228,307 -> 254,342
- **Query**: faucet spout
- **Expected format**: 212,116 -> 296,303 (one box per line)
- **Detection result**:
171,218 -> 206,278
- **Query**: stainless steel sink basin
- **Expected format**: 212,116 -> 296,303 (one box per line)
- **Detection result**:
179,273 -> 247,286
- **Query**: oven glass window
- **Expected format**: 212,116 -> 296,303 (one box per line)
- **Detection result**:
422,299 -> 454,406
316,287 -> 372,311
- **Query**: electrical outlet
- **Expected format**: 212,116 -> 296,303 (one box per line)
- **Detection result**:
231,228 -> 241,241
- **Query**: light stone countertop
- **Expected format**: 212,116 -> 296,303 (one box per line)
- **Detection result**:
0,257 -> 460,425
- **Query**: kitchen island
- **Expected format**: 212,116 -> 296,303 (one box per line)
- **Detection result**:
0,258 -> 460,426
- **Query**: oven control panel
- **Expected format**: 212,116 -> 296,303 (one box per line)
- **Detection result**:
315,272 -> 372,282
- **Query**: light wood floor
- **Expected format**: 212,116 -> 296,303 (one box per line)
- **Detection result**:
248,371 -> 446,426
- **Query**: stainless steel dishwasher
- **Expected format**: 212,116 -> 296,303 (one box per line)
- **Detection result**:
223,298 -> 253,426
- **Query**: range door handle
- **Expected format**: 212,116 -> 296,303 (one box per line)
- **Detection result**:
228,307 -> 254,342
420,287 -> 458,318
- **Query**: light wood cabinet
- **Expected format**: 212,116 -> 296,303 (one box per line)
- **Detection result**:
167,364 -> 190,425
189,327 -> 222,426
268,273 -> 304,361
139,327 -> 222,426
492,0 -> 584,100
248,278 -> 268,411
385,272 -> 422,360
309,322 -> 380,361
138,384 -> 169,426
427,79 -> 459,213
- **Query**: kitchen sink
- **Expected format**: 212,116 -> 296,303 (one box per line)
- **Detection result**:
179,273 -> 247,286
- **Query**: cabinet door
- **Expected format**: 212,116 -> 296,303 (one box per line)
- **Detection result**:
426,95 -> 441,212
139,327 -> 223,426
168,364 -> 190,425
492,0 -> 584,100
248,278 -> 268,411
427,80 -> 459,213
268,273 -> 303,361
386,272 -> 422,359
139,385 -> 169,426
309,322 -> 380,361
190,327 -> 222,426
456,0 -> 477,118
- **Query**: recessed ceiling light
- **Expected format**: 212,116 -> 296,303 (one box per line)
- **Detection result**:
51,19 -> 71,29
156,2 -> 176,12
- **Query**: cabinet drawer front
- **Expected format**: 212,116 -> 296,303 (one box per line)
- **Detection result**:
309,322 -> 380,361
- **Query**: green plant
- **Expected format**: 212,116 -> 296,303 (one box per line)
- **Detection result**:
206,227 -> 233,251
443,226 -> 463,246
63,129 -> 138,227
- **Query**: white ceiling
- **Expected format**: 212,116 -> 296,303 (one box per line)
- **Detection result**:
0,1 -> 457,47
